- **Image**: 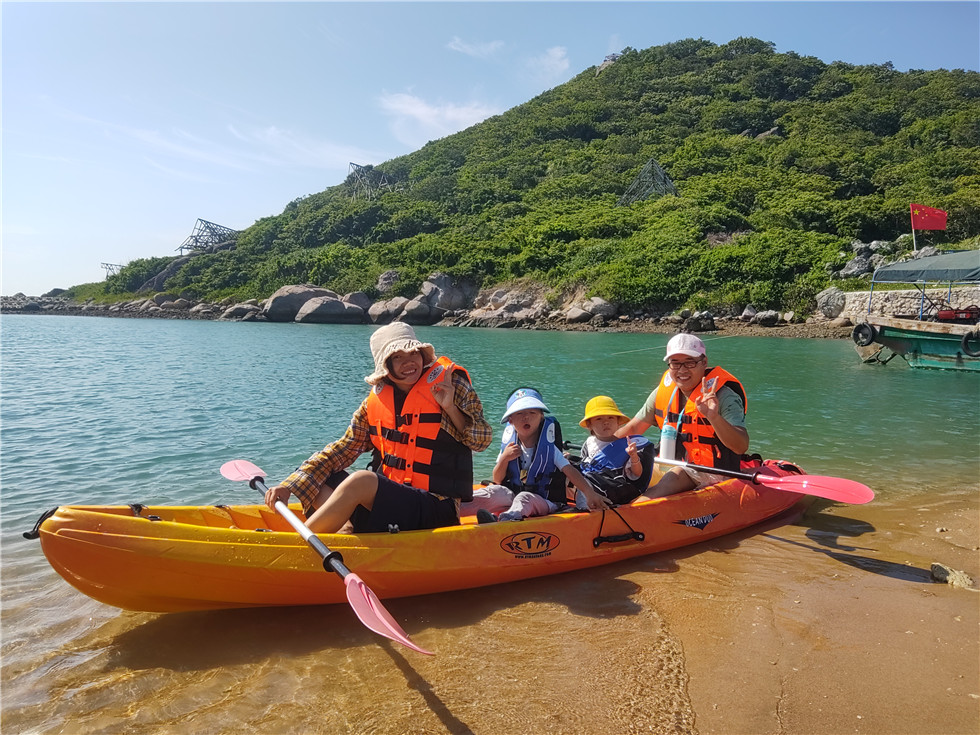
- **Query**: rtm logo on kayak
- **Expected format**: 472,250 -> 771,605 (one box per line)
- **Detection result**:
500,531 -> 560,558
674,512 -> 720,530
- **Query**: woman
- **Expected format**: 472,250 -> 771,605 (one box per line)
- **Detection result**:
265,322 -> 493,533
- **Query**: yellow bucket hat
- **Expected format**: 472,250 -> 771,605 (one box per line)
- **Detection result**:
579,395 -> 629,428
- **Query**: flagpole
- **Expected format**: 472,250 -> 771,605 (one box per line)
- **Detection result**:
910,204 -> 917,251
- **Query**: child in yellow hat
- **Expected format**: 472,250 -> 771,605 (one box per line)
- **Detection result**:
575,396 -> 655,505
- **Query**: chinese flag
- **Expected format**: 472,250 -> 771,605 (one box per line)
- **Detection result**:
910,203 -> 947,230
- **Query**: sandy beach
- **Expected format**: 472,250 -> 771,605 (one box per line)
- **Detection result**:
3,490 -> 976,735
653,491 -> 979,735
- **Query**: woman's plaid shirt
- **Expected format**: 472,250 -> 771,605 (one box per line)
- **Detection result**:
280,369 -> 493,509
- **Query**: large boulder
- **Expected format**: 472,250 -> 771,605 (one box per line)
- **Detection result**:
295,297 -> 364,324
751,309 -> 780,327
816,287 -> 846,319
368,297 -> 409,324
344,292 -> 373,311
683,311 -> 717,331
400,298 -> 434,324
219,303 -> 261,321
376,270 -> 400,294
421,273 -> 477,318
583,296 -> 617,319
262,285 -> 338,322
470,285 -> 548,324
140,257 -> 191,293
565,306 -> 593,324
839,255 -> 872,278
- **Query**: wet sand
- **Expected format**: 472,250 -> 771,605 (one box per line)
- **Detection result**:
653,491 -> 979,735
3,489 -> 977,734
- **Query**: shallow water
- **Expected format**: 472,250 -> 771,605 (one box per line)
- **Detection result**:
2,315 -> 978,734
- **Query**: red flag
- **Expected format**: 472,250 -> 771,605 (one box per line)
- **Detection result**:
910,203 -> 947,230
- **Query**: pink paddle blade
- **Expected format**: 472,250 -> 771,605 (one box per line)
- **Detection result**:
221,458 -> 431,653
220,459 -> 265,483
755,473 -> 875,505
345,574 -> 433,655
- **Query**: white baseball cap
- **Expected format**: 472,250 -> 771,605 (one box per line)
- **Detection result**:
664,333 -> 706,361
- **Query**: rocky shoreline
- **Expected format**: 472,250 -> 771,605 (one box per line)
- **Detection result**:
1,279 -> 858,340
9,238 -> 978,343
6,269 -> 978,342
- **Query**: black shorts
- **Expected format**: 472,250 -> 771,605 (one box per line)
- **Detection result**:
301,470 -> 350,516
350,473 -> 460,533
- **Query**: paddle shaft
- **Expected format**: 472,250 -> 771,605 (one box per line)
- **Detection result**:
653,455 -> 768,483
651,455 -> 875,505
249,477 -> 352,579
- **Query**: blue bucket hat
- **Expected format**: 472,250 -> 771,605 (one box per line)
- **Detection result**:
500,387 -> 549,424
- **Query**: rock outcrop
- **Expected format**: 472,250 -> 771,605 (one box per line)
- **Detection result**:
295,297 -> 364,324
7,244 -> 978,337
262,285 -> 339,322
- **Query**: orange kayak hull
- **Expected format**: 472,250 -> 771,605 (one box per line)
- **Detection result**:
38,474 -> 807,613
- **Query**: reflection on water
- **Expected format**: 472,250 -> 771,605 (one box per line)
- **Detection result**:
2,317 -> 978,733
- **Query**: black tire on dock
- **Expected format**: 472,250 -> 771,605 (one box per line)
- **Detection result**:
852,323 -> 877,347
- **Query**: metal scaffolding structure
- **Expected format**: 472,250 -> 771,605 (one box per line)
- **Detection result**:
617,158 -> 679,206
101,263 -> 124,279
348,162 -> 395,202
177,219 -> 241,254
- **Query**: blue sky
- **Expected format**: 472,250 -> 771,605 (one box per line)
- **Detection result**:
3,1 -> 978,297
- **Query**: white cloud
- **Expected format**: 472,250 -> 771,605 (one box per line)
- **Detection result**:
528,46 -> 571,86
52,101 -> 381,179
447,36 -> 504,59
378,92 -> 502,148
233,125 -> 382,170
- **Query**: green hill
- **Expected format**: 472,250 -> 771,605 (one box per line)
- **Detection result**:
78,37 -> 980,316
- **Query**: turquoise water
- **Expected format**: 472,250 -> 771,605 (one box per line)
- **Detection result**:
3,315 -> 977,527
4,313 -> 978,590
2,314 -> 978,733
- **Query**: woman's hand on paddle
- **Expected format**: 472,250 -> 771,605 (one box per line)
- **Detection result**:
264,484 -> 291,510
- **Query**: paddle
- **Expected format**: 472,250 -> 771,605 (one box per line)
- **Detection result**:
219,459 -> 432,655
651,456 -> 874,505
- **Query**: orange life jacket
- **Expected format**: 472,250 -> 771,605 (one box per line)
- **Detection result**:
365,356 -> 474,500
652,366 -> 747,471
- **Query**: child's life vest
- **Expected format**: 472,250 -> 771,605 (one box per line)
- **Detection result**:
579,436 -> 655,504
500,416 -> 567,504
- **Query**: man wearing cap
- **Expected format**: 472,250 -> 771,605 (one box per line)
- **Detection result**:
265,322 -> 493,533
616,333 -> 749,498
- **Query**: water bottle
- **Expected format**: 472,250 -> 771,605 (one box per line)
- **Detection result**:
659,424 -> 678,461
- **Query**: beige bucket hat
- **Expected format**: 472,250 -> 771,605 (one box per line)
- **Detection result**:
364,322 -> 436,385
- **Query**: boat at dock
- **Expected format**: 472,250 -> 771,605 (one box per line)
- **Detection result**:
851,250 -> 980,372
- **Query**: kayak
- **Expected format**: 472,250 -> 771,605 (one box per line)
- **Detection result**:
32,462 -> 810,613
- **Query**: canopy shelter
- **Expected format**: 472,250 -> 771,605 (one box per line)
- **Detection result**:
866,250 -> 980,320
871,250 -> 980,285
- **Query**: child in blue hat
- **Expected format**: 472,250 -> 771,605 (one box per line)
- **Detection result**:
477,387 -> 609,523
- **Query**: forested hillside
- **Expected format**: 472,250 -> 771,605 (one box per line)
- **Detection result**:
83,37 -> 980,315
